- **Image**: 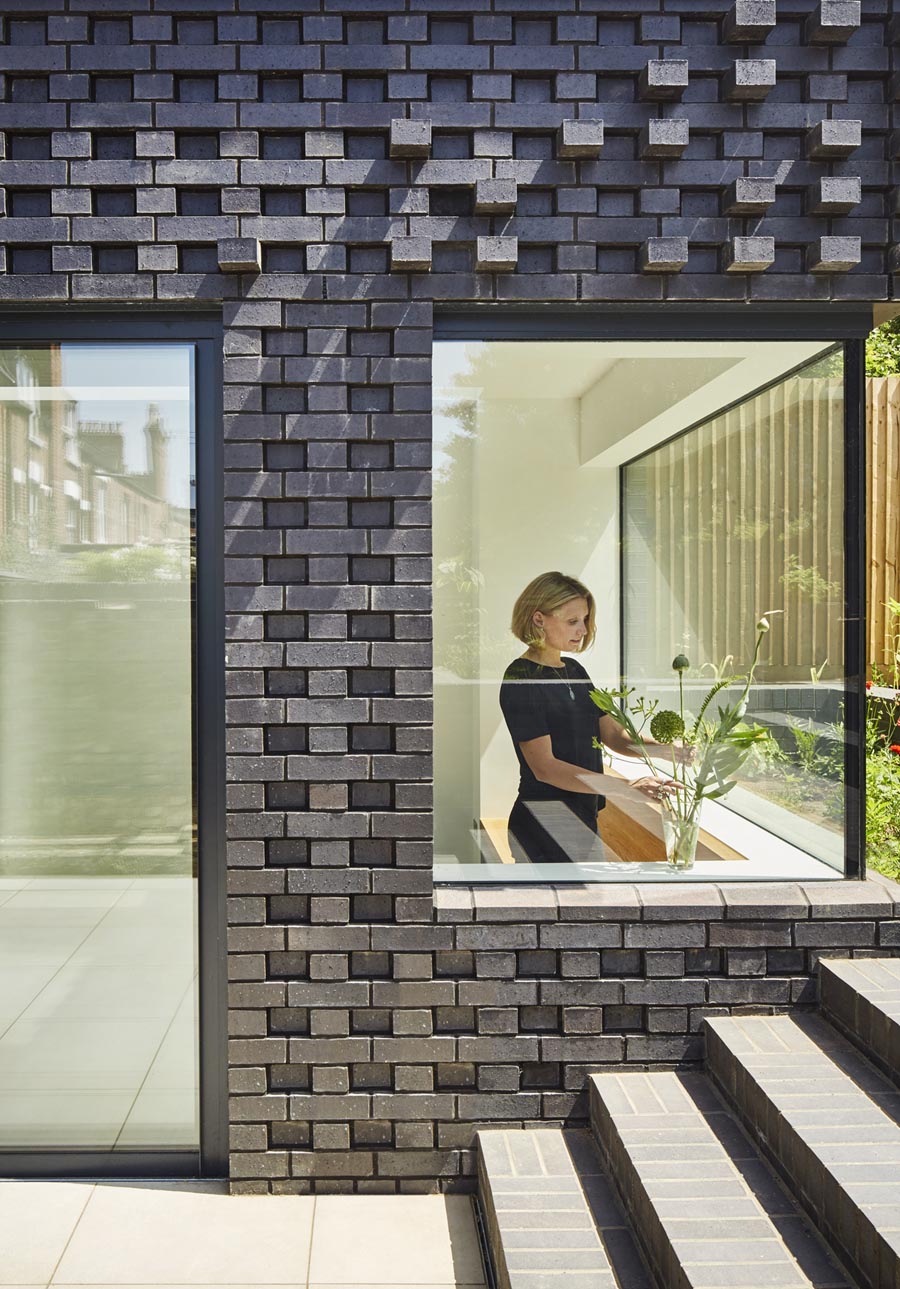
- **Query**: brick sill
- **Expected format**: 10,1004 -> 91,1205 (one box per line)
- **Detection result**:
434,873 -> 900,924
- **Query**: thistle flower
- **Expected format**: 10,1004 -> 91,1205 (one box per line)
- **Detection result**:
650,710 -> 685,744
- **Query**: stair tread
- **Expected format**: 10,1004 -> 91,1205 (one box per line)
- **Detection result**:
706,1011 -> 900,1288
477,1128 -> 651,1289
822,956 -> 900,1010
590,1070 -> 850,1289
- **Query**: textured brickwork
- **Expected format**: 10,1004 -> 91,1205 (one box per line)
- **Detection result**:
0,0 -> 895,1193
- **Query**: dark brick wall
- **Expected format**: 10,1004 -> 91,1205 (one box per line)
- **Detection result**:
0,0 -> 896,1192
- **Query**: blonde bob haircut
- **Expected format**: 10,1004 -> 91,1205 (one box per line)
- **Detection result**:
511,572 -> 596,653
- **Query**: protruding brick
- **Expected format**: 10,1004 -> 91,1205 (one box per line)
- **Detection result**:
726,236 -> 775,272
389,119 -> 431,159
390,237 -> 431,271
812,176 -> 861,213
808,235 -> 861,273
725,176 -> 776,213
557,119 -> 604,159
476,236 -> 517,272
639,60 -> 689,101
805,0 -> 861,43
723,0 -> 777,42
218,238 -> 260,273
474,178 -> 517,214
640,118 -> 689,159
723,59 -> 776,101
805,119 -> 862,158
641,236 -> 688,272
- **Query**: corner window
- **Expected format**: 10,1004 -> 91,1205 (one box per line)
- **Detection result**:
433,338 -> 856,882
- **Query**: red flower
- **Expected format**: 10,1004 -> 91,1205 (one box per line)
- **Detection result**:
866,681 -> 873,690
890,745 -> 900,756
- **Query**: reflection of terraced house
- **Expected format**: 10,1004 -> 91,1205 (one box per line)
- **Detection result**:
76,407 -> 175,547
0,344 -> 184,569
0,346 -> 74,558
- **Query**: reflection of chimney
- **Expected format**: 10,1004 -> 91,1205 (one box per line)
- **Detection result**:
77,421 -> 125,473
143,403 -> 168,500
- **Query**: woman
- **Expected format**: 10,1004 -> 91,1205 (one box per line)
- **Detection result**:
499,571 -> 679,864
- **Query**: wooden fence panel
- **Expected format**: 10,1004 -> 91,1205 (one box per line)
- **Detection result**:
868,376 -> 900,675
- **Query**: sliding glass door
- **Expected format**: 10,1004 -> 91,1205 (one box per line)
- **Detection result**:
0,338 -> 203,1155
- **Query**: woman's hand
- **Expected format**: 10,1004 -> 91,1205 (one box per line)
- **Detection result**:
632,776 -> 680,803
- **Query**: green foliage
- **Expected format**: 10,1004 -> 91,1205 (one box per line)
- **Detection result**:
866,599 -> 900,877
72,543 -> 190,583
590,621 -> 773,827
866,318 -> 900,377
779,553 -> 840,604
786,716 -> 824,774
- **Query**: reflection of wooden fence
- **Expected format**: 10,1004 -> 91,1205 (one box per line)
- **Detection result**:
627,375 -> 900,680
630,374 -> 845,682
868,377 -> 900,675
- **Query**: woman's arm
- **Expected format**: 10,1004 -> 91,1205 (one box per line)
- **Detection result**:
598,713 -> 659,759
597,714 -> 691,765
518,734 -> 600,794
519,734 -> 676,803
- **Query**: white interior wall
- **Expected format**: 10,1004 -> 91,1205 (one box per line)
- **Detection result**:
473,396 -> 618,827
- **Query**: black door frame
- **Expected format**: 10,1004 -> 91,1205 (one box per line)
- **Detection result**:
434,304 -> 870,882
0,310 -> 227,1177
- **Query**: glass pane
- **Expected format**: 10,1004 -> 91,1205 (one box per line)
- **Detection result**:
622,349 -> 845,872
0,343 -> 198,1149
433,339 -> 848,882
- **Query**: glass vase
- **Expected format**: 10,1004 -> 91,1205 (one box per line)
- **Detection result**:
661,805 -> 700,871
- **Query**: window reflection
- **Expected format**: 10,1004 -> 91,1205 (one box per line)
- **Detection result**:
0,343 -> 198,1151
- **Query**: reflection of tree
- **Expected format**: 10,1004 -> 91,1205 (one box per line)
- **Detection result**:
434,398 -> 482,679
72,542 -> 191,583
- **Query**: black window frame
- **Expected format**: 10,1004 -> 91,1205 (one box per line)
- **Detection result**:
433,305 -> 869,882
0,309 -> 227,1177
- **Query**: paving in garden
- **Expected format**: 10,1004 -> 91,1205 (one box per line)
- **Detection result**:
0,1186 -> 486,1289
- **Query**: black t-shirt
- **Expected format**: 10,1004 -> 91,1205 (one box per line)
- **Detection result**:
499,656 -> 606,817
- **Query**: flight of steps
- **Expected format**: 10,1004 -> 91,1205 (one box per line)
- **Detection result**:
477,956 -> 900,1289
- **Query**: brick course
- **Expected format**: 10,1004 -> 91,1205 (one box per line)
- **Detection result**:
0,0 -> 895,1191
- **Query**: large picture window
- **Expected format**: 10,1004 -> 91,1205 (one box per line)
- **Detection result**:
433,335 -> 858,883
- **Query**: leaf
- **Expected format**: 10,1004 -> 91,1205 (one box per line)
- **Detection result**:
700,782 -> 738,801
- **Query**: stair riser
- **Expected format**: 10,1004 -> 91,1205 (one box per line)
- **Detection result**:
821,969 -> 900,1090
589,1088 -> 692,1289
706,1024 -> 895,1289
477,1153 -> 511,1289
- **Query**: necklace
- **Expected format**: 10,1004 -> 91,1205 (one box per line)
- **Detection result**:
549,660 -> 575,700
524,651 -> 575,699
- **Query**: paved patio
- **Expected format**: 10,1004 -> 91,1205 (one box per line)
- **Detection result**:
0,1182 -> 486,1289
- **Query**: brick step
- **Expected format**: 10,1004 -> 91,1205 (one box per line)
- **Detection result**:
706,1012 -> 900,1289
820,957 -> 900,1087
589,1069 -> 850,1289
476,1127 -> 652,1289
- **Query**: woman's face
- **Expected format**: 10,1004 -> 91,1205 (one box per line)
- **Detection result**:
533,596 -> 590,652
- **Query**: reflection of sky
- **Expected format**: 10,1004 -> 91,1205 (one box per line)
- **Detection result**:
59,345 -> 194,509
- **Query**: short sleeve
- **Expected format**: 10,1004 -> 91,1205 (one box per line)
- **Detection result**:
500,673 -> 550,745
